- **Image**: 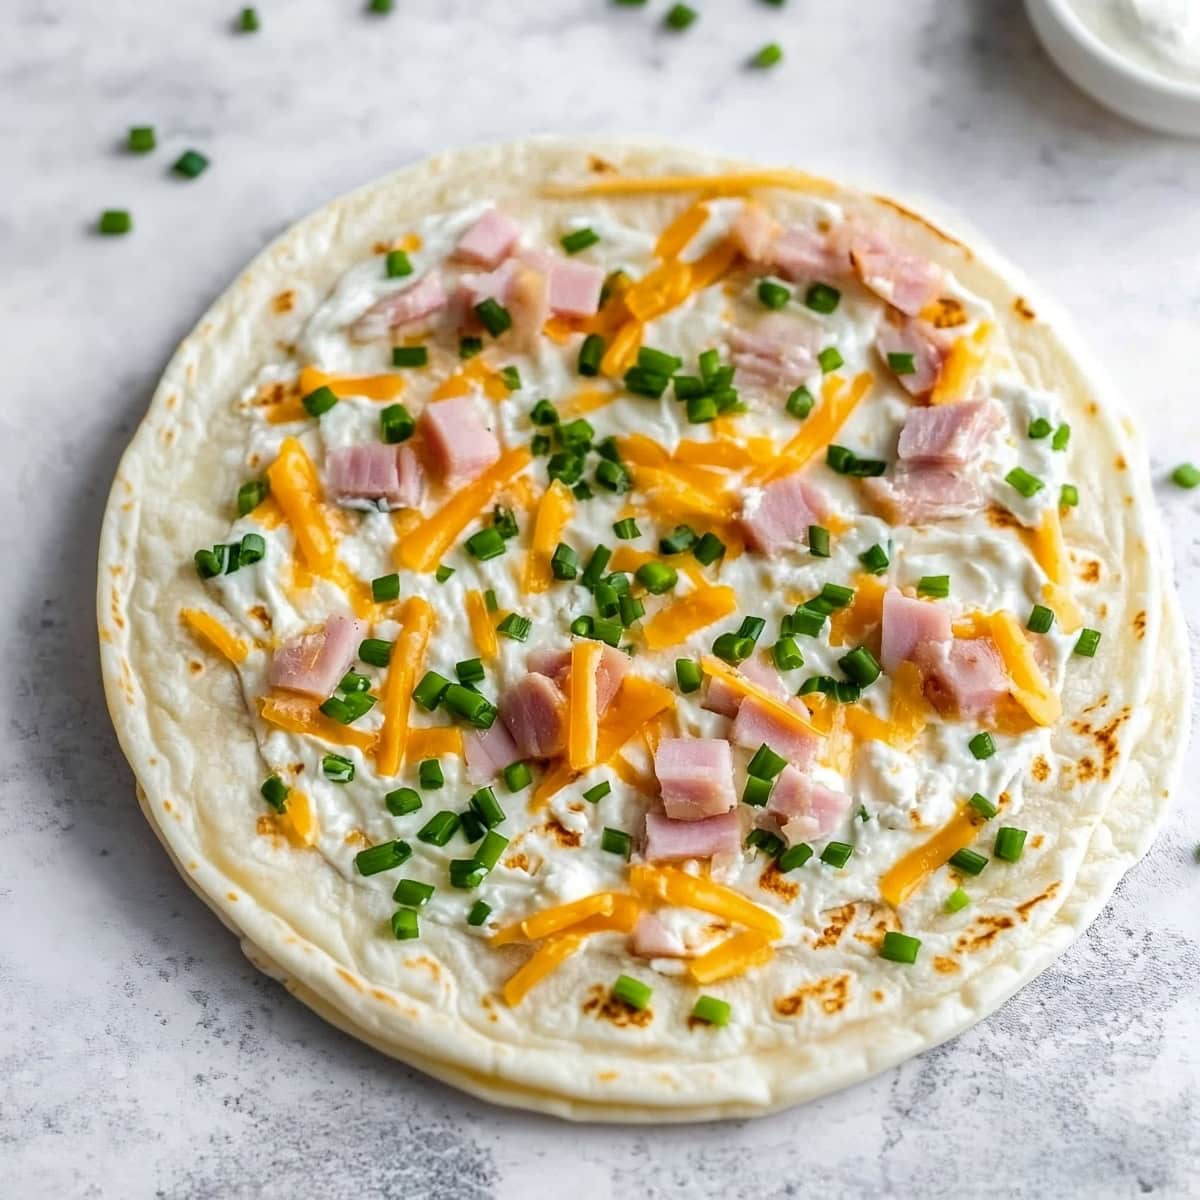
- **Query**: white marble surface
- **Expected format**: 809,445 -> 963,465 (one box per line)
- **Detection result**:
3,1 -> 1199,1196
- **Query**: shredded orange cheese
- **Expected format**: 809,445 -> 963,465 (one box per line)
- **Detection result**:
524,480 -> 574,594
267,437 -> 336,574
629,865 -> 783,939
541,169 -> 838,199
258,694 -> 377,752
375,596 -> 434,775
879,802 -> 983,908
181,608 -> 247,664
688,930 -> 775,985
986,610 -> 1062,727
466,589 -> 499,660
491,892 -> 616,947
406,726 -> 463,760
700,656 -> 820,738
279,791 -> 319,847
642,585 -> 737,651
502,934 -> 583,1006
568,639 -> 602,770
655,200 -> 709,259
298,365 -> 405,402
929,322 -> 992,406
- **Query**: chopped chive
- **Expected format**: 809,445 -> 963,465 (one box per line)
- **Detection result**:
483,588 -> 498,613
595,458 -> 633,493
1060,483 -> 1079,508
1028,417 -> 1052,439
808,525 -> 831,558
435,564 -> 455,584
339,671 -> 371,694
492,504 -> 519,540
475,829 -> 509,871
757,279 -> 791,310
442,683 -> 497,728
391,345 -> 427,368
619,593 -> 645,626
839,645 -> 881,688
370,573 -> 400,603
1027,604 -> 1054,634
570,615 -> 595,638
319,692 -> 376,724
561,227 -> 600,254
418,759 -> 444,790
573,481 -> 593,501
635,561 -> 678,595
637,346 -> 682,375
859,543 -> 890,575
612,974 -> 652,1010
380,402 -> 414,443
917,575 -> 950,599
497,613 -> 532,641
711,632 -> 751,664
742,776 -> 774,807
948,847 -> 988,876
449,859 -> 487,889
368,0 -> 393,11
686,394 -> 718,424
665,1 -> 697,28
474,298 -> 512,337
465,526 -> 506,561
358,638 -> 393,668
1171,462 -> 1200,489
547,451 -> 584,485
591,618 -> 622,647
594,582 -> 620,618
1052,423 -> 1072,452
235,478 -> 268,517
459,335 -> 483,359
1074,628 -> 1102,657
805,282 -> 840,314
98,208 -> 133,235
470,786 -> 506,829
994,826 -> 1028,862
945,886 -> 970,913
551,543 -> 579,580
886,351 -> 916,375
749,41 -> 783,68
499,365 -> 521,392
238,533 -> 266,567
601,827 -> 632,859
503,761 -> 532,792
393,879 -> 434,908
322,753 -> 355,783
737,616 -> 766,645
172,149 -> 209,179
128,126 -> 156,153
786,386 -> 814,419
772,637 -> 803,672
260,775 -> 290,813
467,899 -> 492,927
455,658 -> 485,686
193,546 -> 225,579
819,582 -> 855,609
530,399 -> 559,426
385,787 -> 422,817
613,517 -> 641,540
530,433 -> 551,456
778,842 -> 813,872
818,346 -> 844,373
417,810 -> 460,846
657,525 -> 695,556
674,375 -> 706,401
691,995 -> 730,1026
880,931 -> 921,964
578,333 -> 605,376
302,385 -> 338,418
746,828 -> 784,856
825,444 -> 887,477
693,532 -> 725,566
820,841 -> 853,869
355,839 -> 412,877
968,732 -> 995,760
623,366 -> 671,399
968,792 -> 998,819
391,908 -> 419,940
1005,466 -> 1045,498
583,780 -> 612,804
412,670 -> 452,711
789,607 -> 826,638
747,743 -> 787,781
670,659 -> 701,694
385,249 -> 413,278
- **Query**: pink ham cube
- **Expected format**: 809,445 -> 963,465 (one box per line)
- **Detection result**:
731,203 -> 777,264
850,230 -> 942,316
417,395 -> 500,487
464,720 -> 522,785
499,673 -> 568,759
654,737 -> 737,821
643,810 -> 742,864
897,399 -> 1003,466
631,911 -> 688,958
455,209 -> 521,269
350,273 -> 447,342
326,444 -> 423,511
740,471 -> 830,556
863,464 -> 983,525
767,766 -> 851,845
526,643 -> 627,714
728,317 -> 818,391
268,614 -> 364,700
880,588 -> 953,673
915,637 -> 1009,719
875,317 -> 948,397
547,259 -> 604,318
731,696 -> 819,771
702,657 -> 789,718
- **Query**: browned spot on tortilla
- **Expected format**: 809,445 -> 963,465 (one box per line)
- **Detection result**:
1115,454 -> 1127,471
758,862 -> 799,902
161,427 -> 175,446
1030,834 -> 1045,849
813,903 -> 856,949
111,587 -> 125,630
503,851 -> 533,873
226,892 -> 238,902
873,989 -> 885,1003
248,452 -> 262,470
1083,694 -> 1110,714
188,659 -> 204,674
774,973 -> 851,1017
163,800 -> 172,813
480,994 -> 498,1022
1098,602 -> 1108,618
273,289 -> 295,314
597,1069 -> 619,1080
1012,296 -> 1037,321
869,195 -> 972,257
934,956 -> 961,974
567,801 -> 584,813
109,564 -> 123,577
187,861 -> 198,871
986,503 -> 1024,531
256,814 -> 282,840
956,914 -> 1015,952
336,969 -> 363,993
908,808 -> 926,829
1017,881 -> 1059,920
372,240 -> 391,254
246,604 -> 272,631
343,829 -> 368,848
855,912 -> 900,950
1133,610 -> 1147,640
166,392 -> 178,409
1071,707 -> 1130,780
588,154 -> 618,174
541,816 -> 581,848
371,989 -> 398,1007
404,956 -> 441,980
1031,755 -> 1051,783
254,378 -> 301,413
1087,401 -> 1099,416
582,983 -> 652,1027
1077,756 -> 1098,782
925,296 -> 969,329
1078,559 -> 1101,584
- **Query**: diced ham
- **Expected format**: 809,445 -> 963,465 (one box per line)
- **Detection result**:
455,259 -> 518,320
268,614 -> 364,700
915,637 -> 1009,719
702,657 -> 790,718
863,464 -> 983,525
547,258 -> 604,317
654,737 -> 737,821
729,317 -> 818,390
740,470 -> 830,556
526,647 -> 569,683
731,696 -> 819,771
880,588 -> 953,673
350,273 -> 447,342
455,209 -> 521,269
464,720 -> 522,784
731,202 -> 778,263
897,399 -> 1003,467
767,766 -> 852,845
875,317 -> 947,396
850,230 -> 942,316
506,262 -> 550,350
526,643 -> 627,714
326,444 -> 423,511
499,673 -> 568,759
631,911 -> 688,958
643,810 -> 742,865
768,225 -> 848,283
417,395 -> 500,487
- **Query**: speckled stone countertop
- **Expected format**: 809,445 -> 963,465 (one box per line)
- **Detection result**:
3,1 -> 1199,1196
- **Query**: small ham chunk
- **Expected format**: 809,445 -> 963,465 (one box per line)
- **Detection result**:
643,811 -> 742,865
863,464 -> 983,525
464,721 -> 522,785
875,317 -> 947,396
418,395 -> 500,487
915,637 -> 1009,718
731,202 -> 778,263
268,615 -> 364,699
702,657 -> 790,717
740,471 -> 830,556
327,444 -> 423,511
731,697 -> 819,771
455,259 -> 518,319
767,766 -> 852,845
455,209 -> 521,269
527,643 -> 627,714
729,318 -> 818,390
654,737 -> 737,821
499,673 -> 568,759
880,588 -> 953,673
350,274 -> 447,342
631,911 -> 688,958
547,258 -> 604,317
897,399 -> 1003,467
850,231 -> 942,316
768,225 -> 847,283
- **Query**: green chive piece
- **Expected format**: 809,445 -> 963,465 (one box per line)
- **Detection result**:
550,543 -> 579,581
358,638 -> 393,669
339,671 -> 371,694
1074,628 -> 1102,657
880,930 -> 921,964
674,658 -> 702,693
737,616 -> 766,645
886,351 -> 916,375
483,588 -> 498,613
805,282 -> 840,314
193,546 -> 225,579
619,593 -> 645,627
475,829 -> 509,871
172,149 -> 209,179
948,848 -> 988,876
502,761 -> 532,792
637,346 -> 682,375
497,613 -> 532,642
785,385 -> 814,419
749,41 -> 783,68
594,458 -> 632,494
418,759 -> 444,790
465,526 -> 506,561
570,615 -> 595,638
393,879 -> 434,908
968,732 -> 996,761
470,786 -> 506,828
772,637 -> 803,672
319,692 -> 376,725
302,385 -> 338,418
635,561 -> 678,595
442,684 -> 497,729
434,564 -> 455,584
530,398 -> 559,426
817,346 -> 844,373
945,886 -> 970,913
355,839 -> 412,877
583,780 -> 612,804
1060,483 -> 1079,508
612,974 -> 652,1010
500,365 -> 522,392
237,532 -> 266,567
391,345 -> 427,368
613,517 -> 641,541
98,209 -> 133,236
561,227 -> 600,254
128,126 -> 156,153
601,827 -> 632,859
448,858 -> 487,889
1052,423 -> 1072,452
492,504 -> 519,539
859,543 -> 890,575
1028,417 -> 1052,439
1172,462 -> 1200,489
623,366 -> 671,399
712,632 -> 752,664
417,811 -> 460,846
917,575 -> 950,599
968,792 -> 998,819
693,532 -> 725,566
391,908 -> 419,940
467,900 -> 492,927
412,670 -> 452,711
747,743 -> 787,781
994,826 -> 1028,862
839,645 -> 881,688
578,333 -> 606,376
674,375 -> 706,401
385,787 -> 422,817
691,995 -> 730,1026
547,451 -> 584,485
459,336 -> 483,359
778,842 -> 813,872
1006,466 -> 1045,498
757,279 -> 791,310
474,298 -> 512,337
235,480 -> 268,517
260,775 -> 290,813
665,1 -> 697,28
1027,604 -> 1054,634
592,618 -> 623,648
820,841 -> 853,869
380,402 -> 414,443
686,394 -> 718,424
825,444 -> 886,476
573,481 -> 593,501
454,658 -> 485,686
322,753 -> 355,783
742,776 -> 774,807
385,249 -> 413,278
530,434 -> 551,457
746,828 -> 784,856
808,525 -> 831,558
462,817 -> 485,845
659,525 -> 696,555
594,582 -> 620,618
372,573 -> 400,602
368,0 -> 393,11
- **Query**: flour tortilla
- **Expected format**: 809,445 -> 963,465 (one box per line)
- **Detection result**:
98,140 -> 1189,1120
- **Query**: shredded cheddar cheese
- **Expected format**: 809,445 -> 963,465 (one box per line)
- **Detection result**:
466,589 -> 499,660
181,608 -> 248,664
524,480 -> 574,594
643,585 -> 737,651
879,802 -> 983,908
986,610 -> 1062,727
406,726 -> 463,760
375,596 -> 434,775
688,930 -> 775,985
501,934 -> 583,1006
492,892 -> 617,947
701,656 -> 820,738
541,169 -> 839,199
259,694 -> 377,753
267,437 -> 337,574
929,322 -> 992,406
298,365 -> 405,402
568,639 -> 602,770
629,865 -> 783,939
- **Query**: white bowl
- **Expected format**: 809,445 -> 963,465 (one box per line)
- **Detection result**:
1026,0 -> 1200,136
